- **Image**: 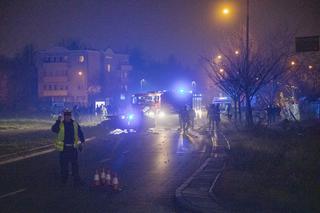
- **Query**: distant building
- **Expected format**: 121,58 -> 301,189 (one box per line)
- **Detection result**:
102,48 -> 131,106
37,47 -> 131,108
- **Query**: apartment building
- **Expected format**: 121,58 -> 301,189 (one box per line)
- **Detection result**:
102,48 -> 131,103
37,47 -> 131,107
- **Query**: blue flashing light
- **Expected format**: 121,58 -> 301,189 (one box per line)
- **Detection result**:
128,114 -> 134,120
179,89 -> 185,93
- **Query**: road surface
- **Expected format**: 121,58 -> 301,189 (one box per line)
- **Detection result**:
0,114 -> 210,212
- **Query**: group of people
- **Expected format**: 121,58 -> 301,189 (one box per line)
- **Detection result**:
95,104 -> 108,120
179,105 -> 196,133
207,103 -> 221,133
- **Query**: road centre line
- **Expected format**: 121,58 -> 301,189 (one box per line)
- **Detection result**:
0,188 -> 26,199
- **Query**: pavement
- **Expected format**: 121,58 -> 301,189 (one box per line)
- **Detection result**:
175,128 -> 230,213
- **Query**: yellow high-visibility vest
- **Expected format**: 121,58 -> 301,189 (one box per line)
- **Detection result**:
54,122 -> 79,151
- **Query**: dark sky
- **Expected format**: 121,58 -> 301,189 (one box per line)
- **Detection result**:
0,0 -> 319,65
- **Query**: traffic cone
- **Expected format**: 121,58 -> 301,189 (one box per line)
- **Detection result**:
112,173 -> 120,191
93,170 -> 100,186
105,170 -> 111,186
100,168 -> 106,185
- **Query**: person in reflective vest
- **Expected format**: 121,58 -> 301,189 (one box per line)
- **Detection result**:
51,109 -> 85,186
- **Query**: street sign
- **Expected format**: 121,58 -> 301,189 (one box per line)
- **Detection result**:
295,36 -> 319,52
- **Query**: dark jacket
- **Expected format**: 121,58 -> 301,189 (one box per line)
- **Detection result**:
51,120 -> 85,145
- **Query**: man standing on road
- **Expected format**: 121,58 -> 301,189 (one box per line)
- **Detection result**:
51,109 -> 85,187
214,104 -> 221,131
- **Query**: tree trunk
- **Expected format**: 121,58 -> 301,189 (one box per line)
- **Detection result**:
233,99 -> 237,122
245,94 -> 254,127
238,97 -> 242,123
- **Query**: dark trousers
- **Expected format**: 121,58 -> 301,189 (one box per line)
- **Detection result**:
59,147 -> 80,183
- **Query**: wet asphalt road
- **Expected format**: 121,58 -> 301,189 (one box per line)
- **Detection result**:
0,115 -> 210,213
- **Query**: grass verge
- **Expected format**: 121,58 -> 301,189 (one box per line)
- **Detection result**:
0,118 -> 103,156
215,120 -> 320,212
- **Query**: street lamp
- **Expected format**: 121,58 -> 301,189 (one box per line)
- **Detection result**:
222,8 -> 230,15
78,71 -> 83,76
140,79 -> 146,91
220,0 -> 250,74
308,65 -> 313,70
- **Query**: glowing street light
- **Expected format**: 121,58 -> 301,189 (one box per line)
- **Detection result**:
235,50 -> 240,55
217,55 -> 222,60
308,65 -> 313,70
290,61 -> 296,66
219,68 -> 224,73
222,8 -> 230,15
78,71 -> 83,76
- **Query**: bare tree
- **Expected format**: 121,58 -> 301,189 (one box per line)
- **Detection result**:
203,31 -> 293,126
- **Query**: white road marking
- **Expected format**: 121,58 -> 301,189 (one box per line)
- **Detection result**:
0,137 -> 96,166
0,188 -> 26,199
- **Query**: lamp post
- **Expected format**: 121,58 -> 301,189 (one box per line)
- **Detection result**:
222,0 -> 250,69
245,0 -> 250,75
140,79 -> 145,91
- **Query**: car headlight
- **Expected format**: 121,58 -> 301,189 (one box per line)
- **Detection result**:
147,111 -> 155,118
158,111 -> 165,118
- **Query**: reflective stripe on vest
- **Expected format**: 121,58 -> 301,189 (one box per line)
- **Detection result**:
54,122 -> 79,151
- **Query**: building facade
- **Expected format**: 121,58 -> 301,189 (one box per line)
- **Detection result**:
102,48 -> 131,105
37,47 -> 131,108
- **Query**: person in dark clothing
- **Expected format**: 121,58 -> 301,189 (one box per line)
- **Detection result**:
51,109 -> 85,186
188,107 -> 196,129
214,104 -> 221,131
266,105 -> 273,126
208,104 -> 216,132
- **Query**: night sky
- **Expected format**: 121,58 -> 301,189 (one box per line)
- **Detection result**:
0,0 -> 319,66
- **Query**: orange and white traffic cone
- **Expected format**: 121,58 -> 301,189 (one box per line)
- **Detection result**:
100,168 -> 106,185
112,173 -> 120,191
106,170 -> 111,186
93,170 -> 100,186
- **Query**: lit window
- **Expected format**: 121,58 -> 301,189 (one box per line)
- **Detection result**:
106,64 -> 111,72
79,55 -> 85,63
